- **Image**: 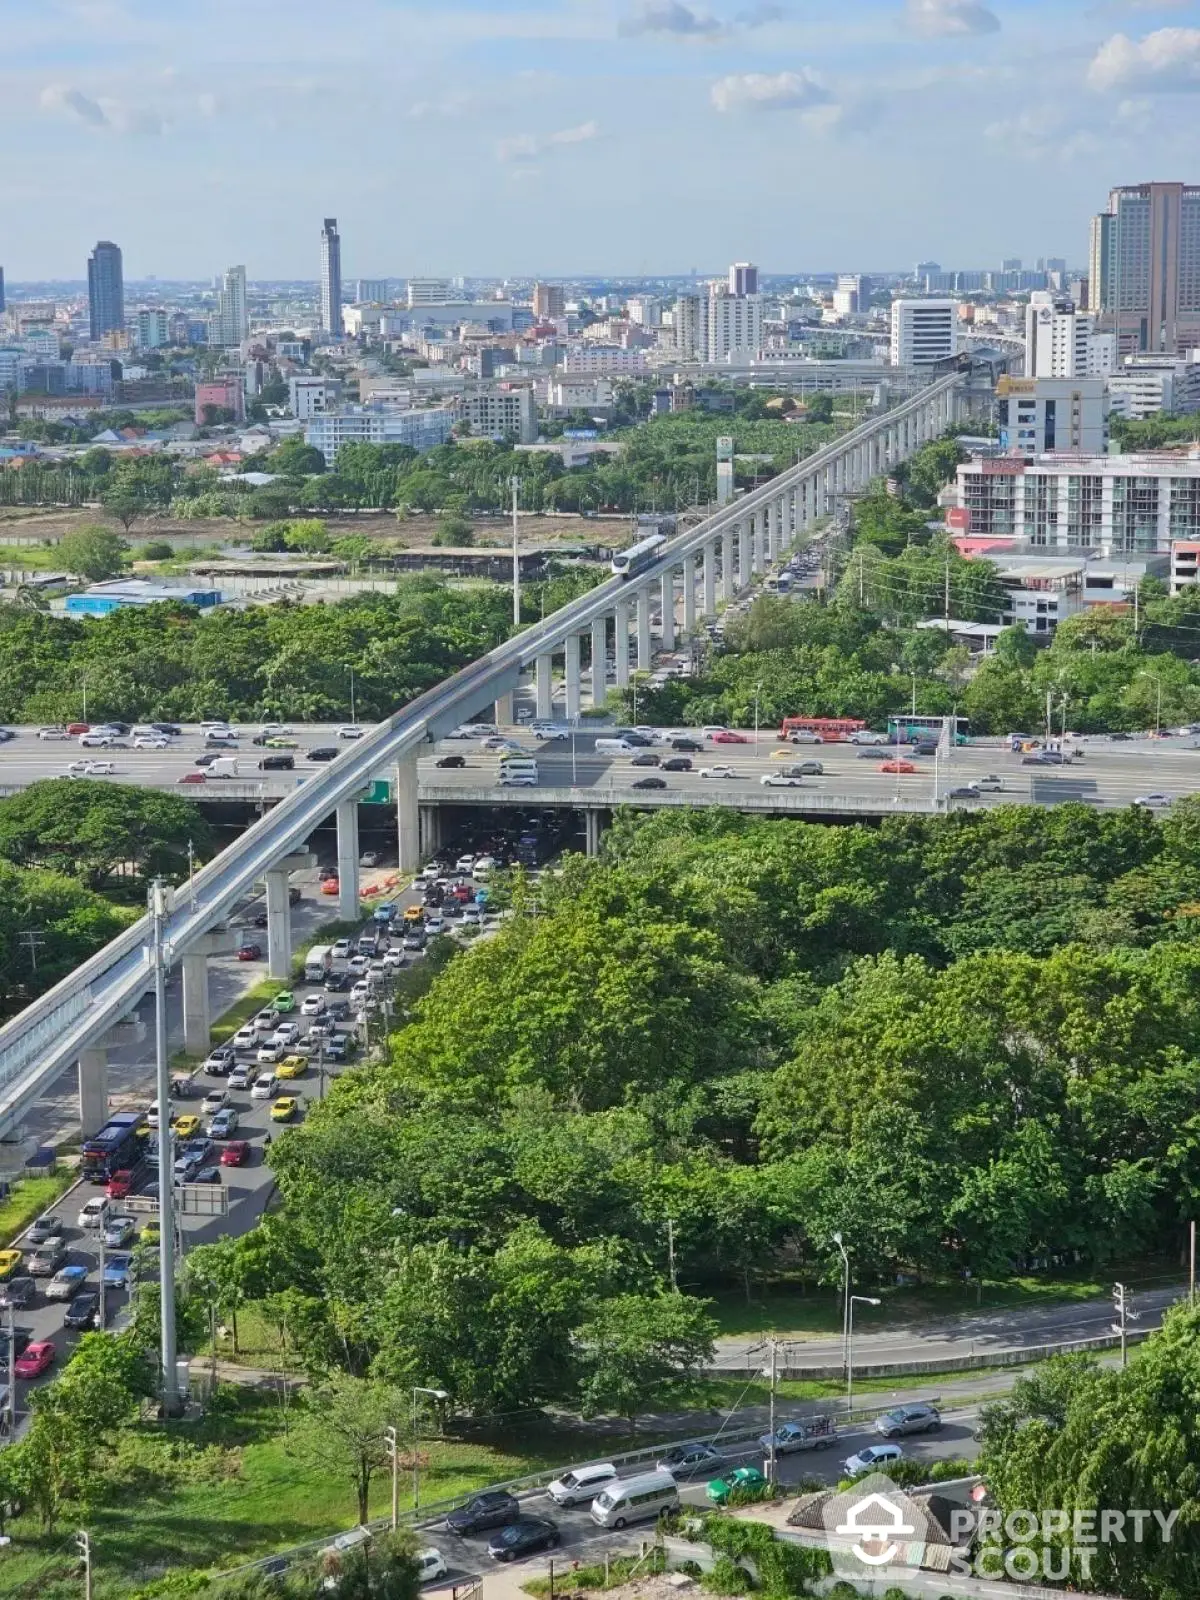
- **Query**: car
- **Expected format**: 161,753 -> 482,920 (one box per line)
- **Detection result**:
402,932 -> 426,951
632,776 -> 668,790
133,735 -> 169,750
273,1021 -> 300,1046
236,942 -> 263,962
232,1026 -> 258,1051
977,775 -> 1004,792
875,1404 -> 941,1438
301,993 -> 327,1016
706,1466 -> 767,1506
308,746 -> 340,763
1109,731 -> 1131,741
253,1008 -> 280,1036
710,731 -> 750,744
446,1490 -> 522,1536
348,954 -> 369,975
27,1242 -> 66,1277
324,969 -> 352,991
273,991 -> 296,1013
204,1047 -> 236,1076
462,905 -> 482,925
14,1340 -> 55,1379
789,730 -> 824,745
221,1140 -> 250,1167
205,731 -> 238,747
276,1056 -> 307,1080
1135,793 -> 1173,808
487,1519 -> 560,1563
271,1096 -> 299,1123
662,757 -> 693,772
1022,753 -> 1054,766
351,979 -> 372,1002
174,1154 -> 203,1184
761,774 -> 803,788
260,754 -> 295,771
201,1088 -> 230,1115
436,754 -> 467,769
0,1251 -> 22,1282
102,1216 -> 136,1249
72,758 -> 117,776
795,761 -> 824,775
947,785 -> 981,800
77,1195 -> 110,1230
337,724 -> 365,740
842,1443 -> 903,1476
64,1293 -> 103,1331
769,747 -> 802,760
78,731 -> 114,748
174,1114 -> 202,1140
105,1169 -> 143,1199
178,772 -> 207,785
45,1265 -> 88,1302
257,1041 -> 285,1065
321,877 -> 340,896
879,760 -> 917,774
698,765 -> 737,780
194,1166 -> 222,1184
228,1064 -> 254,1090
0,1276 -> 35,1310
658,1442 -> 726,1479
209,1108 -> 241,1138
251,1073 -> 278,1100
360,851 -> 380,868
104,1254 -> 134,1291
630,753 -> 661,767
24,1215 -> 63,1247
38,726 -> 70,740
325,1036 -> 350,1061
849,731 -> 890,745
151,722 -> 182,736
672,738 -> 704,752
546,1463 -> 618,1507
416,1547 -> 449,1583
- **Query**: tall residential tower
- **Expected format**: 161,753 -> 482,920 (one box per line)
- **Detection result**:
87,240 -> 124,341
1089,182 -> 1200,355
320,218 -> 343,337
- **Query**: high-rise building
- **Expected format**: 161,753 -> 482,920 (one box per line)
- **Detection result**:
890,299 -> 957,368
1089,182 -> 1200,354
996,375 -> 1108,456
915,260 -> 941,279
672,287 -> 762,362
137,308 -> 171,350
87,241 -> 124,341
1024,292 -> 1115,379
532,283 -> 566,320
0,267 -> 5,316
356,279 -> 389,304
407,278 -> 451,308
320,218 -> 343,337
1001,257 -> 1023,273
728,262 -> 759,296
215,265 -> 247,347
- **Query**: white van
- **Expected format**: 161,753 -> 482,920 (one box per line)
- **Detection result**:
595,738 -> 635,754
499,768 -> 538,787
548,1462 -> 617,1507
590,1469 -> 679,1529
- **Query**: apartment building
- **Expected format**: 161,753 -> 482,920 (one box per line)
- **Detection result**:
288,376 -> 339,421
304,404 -> 454,465
889,299 -> 957,367
996,376 -> 1108,455
1089,182 -> 1200,354
1106,358 -> 1200,420
461,385 -> 537,444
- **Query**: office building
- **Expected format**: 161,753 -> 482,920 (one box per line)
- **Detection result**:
1089,182 -> 1200,354
532,283 -> 566,320
214,266 -> 247,347
87,240 -> 124,341
564,345 -> 647,376
1107,358 -> 1200,420
956,452 -> 1200,555
915,260 -> 941,279
288,376 -> 339,421
304,404 -> 454,465
136,309 -> 170,350
320,218 -> 343,337
890,299 -> 957,368
356,279 -> 389,304
407,278 -> 451,308
461,385 -> 538,444
546,375 -> 615,414
1024,293 -> 1115,379
626,296 -> 661,327
729,262 -> 759,296
996,376 -> 1108,456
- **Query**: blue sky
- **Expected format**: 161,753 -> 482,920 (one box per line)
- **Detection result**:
4,0 -> 1200,281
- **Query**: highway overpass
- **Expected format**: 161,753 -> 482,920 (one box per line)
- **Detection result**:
0,371 -> 972,1142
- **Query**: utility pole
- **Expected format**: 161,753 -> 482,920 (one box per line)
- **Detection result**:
944,557 -> 951,630
385,1425 -> 400,1530
510,476 -> 521,626
1112,1282 -> 1139,1369
832,1233 -> 850,1379
97,1228 -> 106,1332
5,1308 -> 15,1436
76,1530 -> 93,1600
17,929 -> 45,975
150,880 -> 180,1416
1190,1222 -> 1196,1304
765,1339 -> 779,1483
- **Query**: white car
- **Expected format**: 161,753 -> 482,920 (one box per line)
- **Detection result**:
351,980 -> 371,1002
1135,793 -> 1173,808
133,735 -> 169,750
416,1548 -> 449,1583
200,1090 -> 230,1116
200,720 -> 235,733
348,954 -> 369,975
228,1064 -> 254,1091
332,938 -> 352,959
300,994 -> 326,1017
789,730 -> 824,745
261,723 -> 293,736
383,949 -> 405,969
424,915 -> 446,935
842,1443 -> 903,1477
272,1022 -> 300,1046
77,1195 -> 110,1230
761,774 -> 803,787
699,765 -> 737,780
66,759 -> 115,777
79,732 -> 113,748
455,855 -> 475,874
37,726 -> 69,740
977,775 -> 1004,792
250,1073 -> 278,1100
232,1025 -> 257,1051
337,724 -> 364,740
848,732 -> 889,745
473,856 -> 496,878
257,1041 -> 285,1065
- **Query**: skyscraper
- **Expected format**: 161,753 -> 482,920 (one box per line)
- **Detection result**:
1089,182 -> 1200,354
321,218 -> 343,337
215,265 -> 248,347
533,282 -> 566,320
87,241 -> 124,341
0,267 -> 5,316
728,262 -> 758,296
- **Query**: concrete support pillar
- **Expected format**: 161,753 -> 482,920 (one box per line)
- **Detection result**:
614,599 -> 631,688
762,503 -> 774,566
721,530 -> 735,602
264,867 -> 293,981
750,515 -> 763,577
181,951 -> 211,1059
738,521 -> 751,588
683,553 -> 697,634
336,798 -> 359,923
535,652 -> 554,720
584,809 -> 603,858
590,616 -> 608,709
419,804 -> 441,858
703,542 -> 717,616
564,631 -> 582,722
78,1048 -> 108,1137
395,753 -> 420,874
636,586 -> 652,672
660,568 -> 676,651
493,691 -> 514,726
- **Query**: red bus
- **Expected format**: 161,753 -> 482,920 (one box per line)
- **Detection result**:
779,716 -> 867,742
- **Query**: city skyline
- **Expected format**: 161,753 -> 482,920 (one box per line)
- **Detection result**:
5,0 -> 1200,277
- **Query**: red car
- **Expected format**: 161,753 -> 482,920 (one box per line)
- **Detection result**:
320,877 -> 340,896
450,883 -> 472,904
710,731 -> 750,744
66,723 -> 90,736
220,1141 -> 250,1167
14,1340 -> 55,1379
106,1169 -> 139,1200
236,943 -> 262,961
879,760 -> 917,774
178,772 -> 207,785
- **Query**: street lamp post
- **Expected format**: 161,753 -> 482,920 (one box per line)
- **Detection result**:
753,681 -> 763,748
847,1295 -> 881,1411
832,1233 -> 850,1379
411,1386 -> 449,1511
1138,671 -> 1163,737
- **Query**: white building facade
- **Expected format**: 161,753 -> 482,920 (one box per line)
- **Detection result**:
288,376 -> 338,421
996,376 -> 1109,456
1107,359 -> 1200,420
461,385 -> 537,444
304,405 -> 454,465
890,299 -> 957,368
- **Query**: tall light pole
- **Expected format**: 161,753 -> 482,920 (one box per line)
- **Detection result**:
510,476 -> 521,627
411,1386 -> 449,1511
846,1294 -> 881,1410
1138,671 -> 1163,737
753,681 -> 763,748
150,879 -> 180,1415
832,1233 -> 850,1380
385,1425 -> 400,1529
348,666 -> 356,726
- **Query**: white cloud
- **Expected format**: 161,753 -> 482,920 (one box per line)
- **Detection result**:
1088,28 -> 1200,91
39,80 -> 165,135
905,0 -> 1000,37
619,0 -> 721,36
496,120 -> 599,162
710,68 -> 832,112
40,82 -> 108,126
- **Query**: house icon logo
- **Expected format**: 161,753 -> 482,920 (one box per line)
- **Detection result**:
822,1473 -> 928,1580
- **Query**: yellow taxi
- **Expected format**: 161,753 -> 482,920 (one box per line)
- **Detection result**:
270,1096 -> 298,1123
403,904 -> 424,925
276,1056 -> 307,1080
0,1249 -> 22,1281
769,748 -> 799,760
173,1114 -> 202,1139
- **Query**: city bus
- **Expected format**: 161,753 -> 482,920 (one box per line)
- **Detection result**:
80,1110 -> 147,1184
887,715 -> 971,747
779,716 -> 867,743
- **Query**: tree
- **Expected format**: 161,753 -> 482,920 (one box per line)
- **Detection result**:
430,513 -> 473,547
272,438 -> 327,477
186,1236 -> 248,1353
58,524 -> 127,581
576,1293 -> 717,1429
284,518 -> 332,554
805,392 -> 834,423
291,1374 -> 407,1524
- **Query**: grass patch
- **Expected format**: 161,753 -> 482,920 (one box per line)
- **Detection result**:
0,541 -> 70,570
523,1552 -> 667,1596
0,1171 -> 75,1247
207,978 -> 288,1048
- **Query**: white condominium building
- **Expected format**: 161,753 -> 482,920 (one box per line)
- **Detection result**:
670,288 -> 762,363
1024,293 -> 1114,379
304,405 -> 454,465
1107,359 -> 1200,420
461,385 -> 537,444
996,377 -> 1109,456
890,298 -> 957,368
